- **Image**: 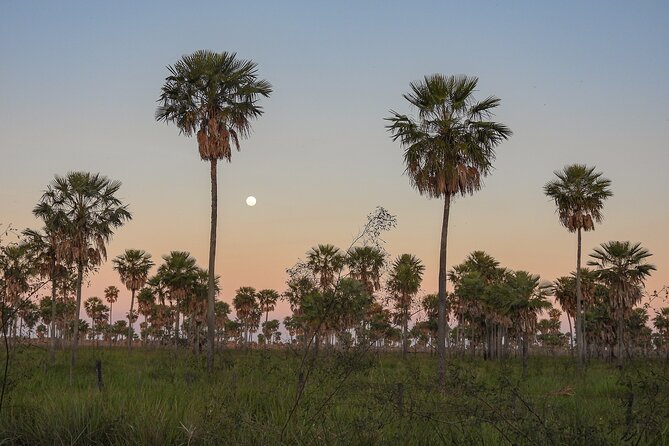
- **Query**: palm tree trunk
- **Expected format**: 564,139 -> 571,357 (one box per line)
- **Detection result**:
402,304 -> 408,359
617,311 -> 624,367
48,265 -> 57,364
174,310 -> 180,347
109,301 -> 113,349
206,158 -> 218,374
522,333 -> 529,378
567,314 -> 573,355
127,289 -> 135,352
70,261 -> 84,378
437,195 -> 451,386
575,228 -> 585,371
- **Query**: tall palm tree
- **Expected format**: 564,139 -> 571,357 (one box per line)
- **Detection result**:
33,172 -> 131,371
156,50 -> 272,373
346,246 -> 386,297
257,289 -> 280,324
307,244 -> 344,291
386,74 -> 511,383
103,285 -> 119,347
588,241 -> 655,366
544,164 -> 612,370
388,254 -> 424,359
112,249 -> 154,352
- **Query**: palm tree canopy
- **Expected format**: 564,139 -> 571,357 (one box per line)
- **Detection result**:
544,164 -> 612,232
502,271 -> 552,333
136,287 -> 156,315
346,246 -> 386,295
33,172 -> 131,268
157,251 -> 199,300
233,286 -> 258,319
257,289 -> 280,313
386,74 -> 511,199
156,50 -> 272,162
449,251 -> 503,284
388,254 -> 425,300
104,285 -> 120,305
307,244 -> 344,290
1,241 -> 34,300
587,241 -> 656,312
112,249 -> 154,292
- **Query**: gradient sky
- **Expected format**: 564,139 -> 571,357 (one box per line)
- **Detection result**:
1,1 -> 668,328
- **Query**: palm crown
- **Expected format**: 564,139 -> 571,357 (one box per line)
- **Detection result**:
544,164 -> 612,232
386,74 -> 512,199
33,172 -> 131,268
156,50 -> 272,162
587,241 -> 656,312
113,249 -> 154,293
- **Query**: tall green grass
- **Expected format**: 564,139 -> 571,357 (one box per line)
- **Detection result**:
0,346 -> 667,445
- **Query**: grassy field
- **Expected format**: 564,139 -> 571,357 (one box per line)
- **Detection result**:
0,345 -> 667,445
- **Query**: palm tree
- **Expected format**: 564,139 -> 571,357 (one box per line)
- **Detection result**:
449,251 -> 505,357
83,296 -> 108,345
588,241 -> 655,366
214,301 -> 231,344
156,50 -> 272,373
112,249 -> 154,352
386,74 -> 511,383
553,276 -> 576,351
103,285 -> 119,347
257,289 -> 280,324
346,246 -> 386,297
553,268 -> 598,353
504,271 -> 552,376
157,251 -> 199,345
0,242 -> 33,341
23,224 -> 67,363
544,164 -> 612,370
388,254 -> 425,359
233,287 -> 258,345
307,244 -> 344,291
653,307 -> 669,359
33,172 -> 131,371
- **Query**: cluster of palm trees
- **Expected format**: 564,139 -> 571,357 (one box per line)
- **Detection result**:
0,219 -> 665,372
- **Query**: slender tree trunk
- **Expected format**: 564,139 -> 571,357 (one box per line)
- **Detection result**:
174,310 -> 180,347
522,334 -> 529,378
567,313 -> 573,355
108,301 -> 113,349
575,228 -> 585,371
617,311 -> 624,367
437,195 -> 451,386
127,289 -> 135,352
48,266 -> 57,364
206,158 -> 218,373
70,261 -> 84,379
402,303 -> 408,359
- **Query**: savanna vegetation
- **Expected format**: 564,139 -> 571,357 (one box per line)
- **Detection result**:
1,50 -> 668,444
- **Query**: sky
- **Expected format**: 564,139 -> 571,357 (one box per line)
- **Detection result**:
1,1 -> 668,330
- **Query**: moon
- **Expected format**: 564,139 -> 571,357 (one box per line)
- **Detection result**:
246,196 -> 256,206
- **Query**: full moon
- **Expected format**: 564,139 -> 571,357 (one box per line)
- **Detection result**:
246,196 -> 256,206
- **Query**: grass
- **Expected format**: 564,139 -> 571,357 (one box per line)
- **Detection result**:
1,345 -> 668,445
